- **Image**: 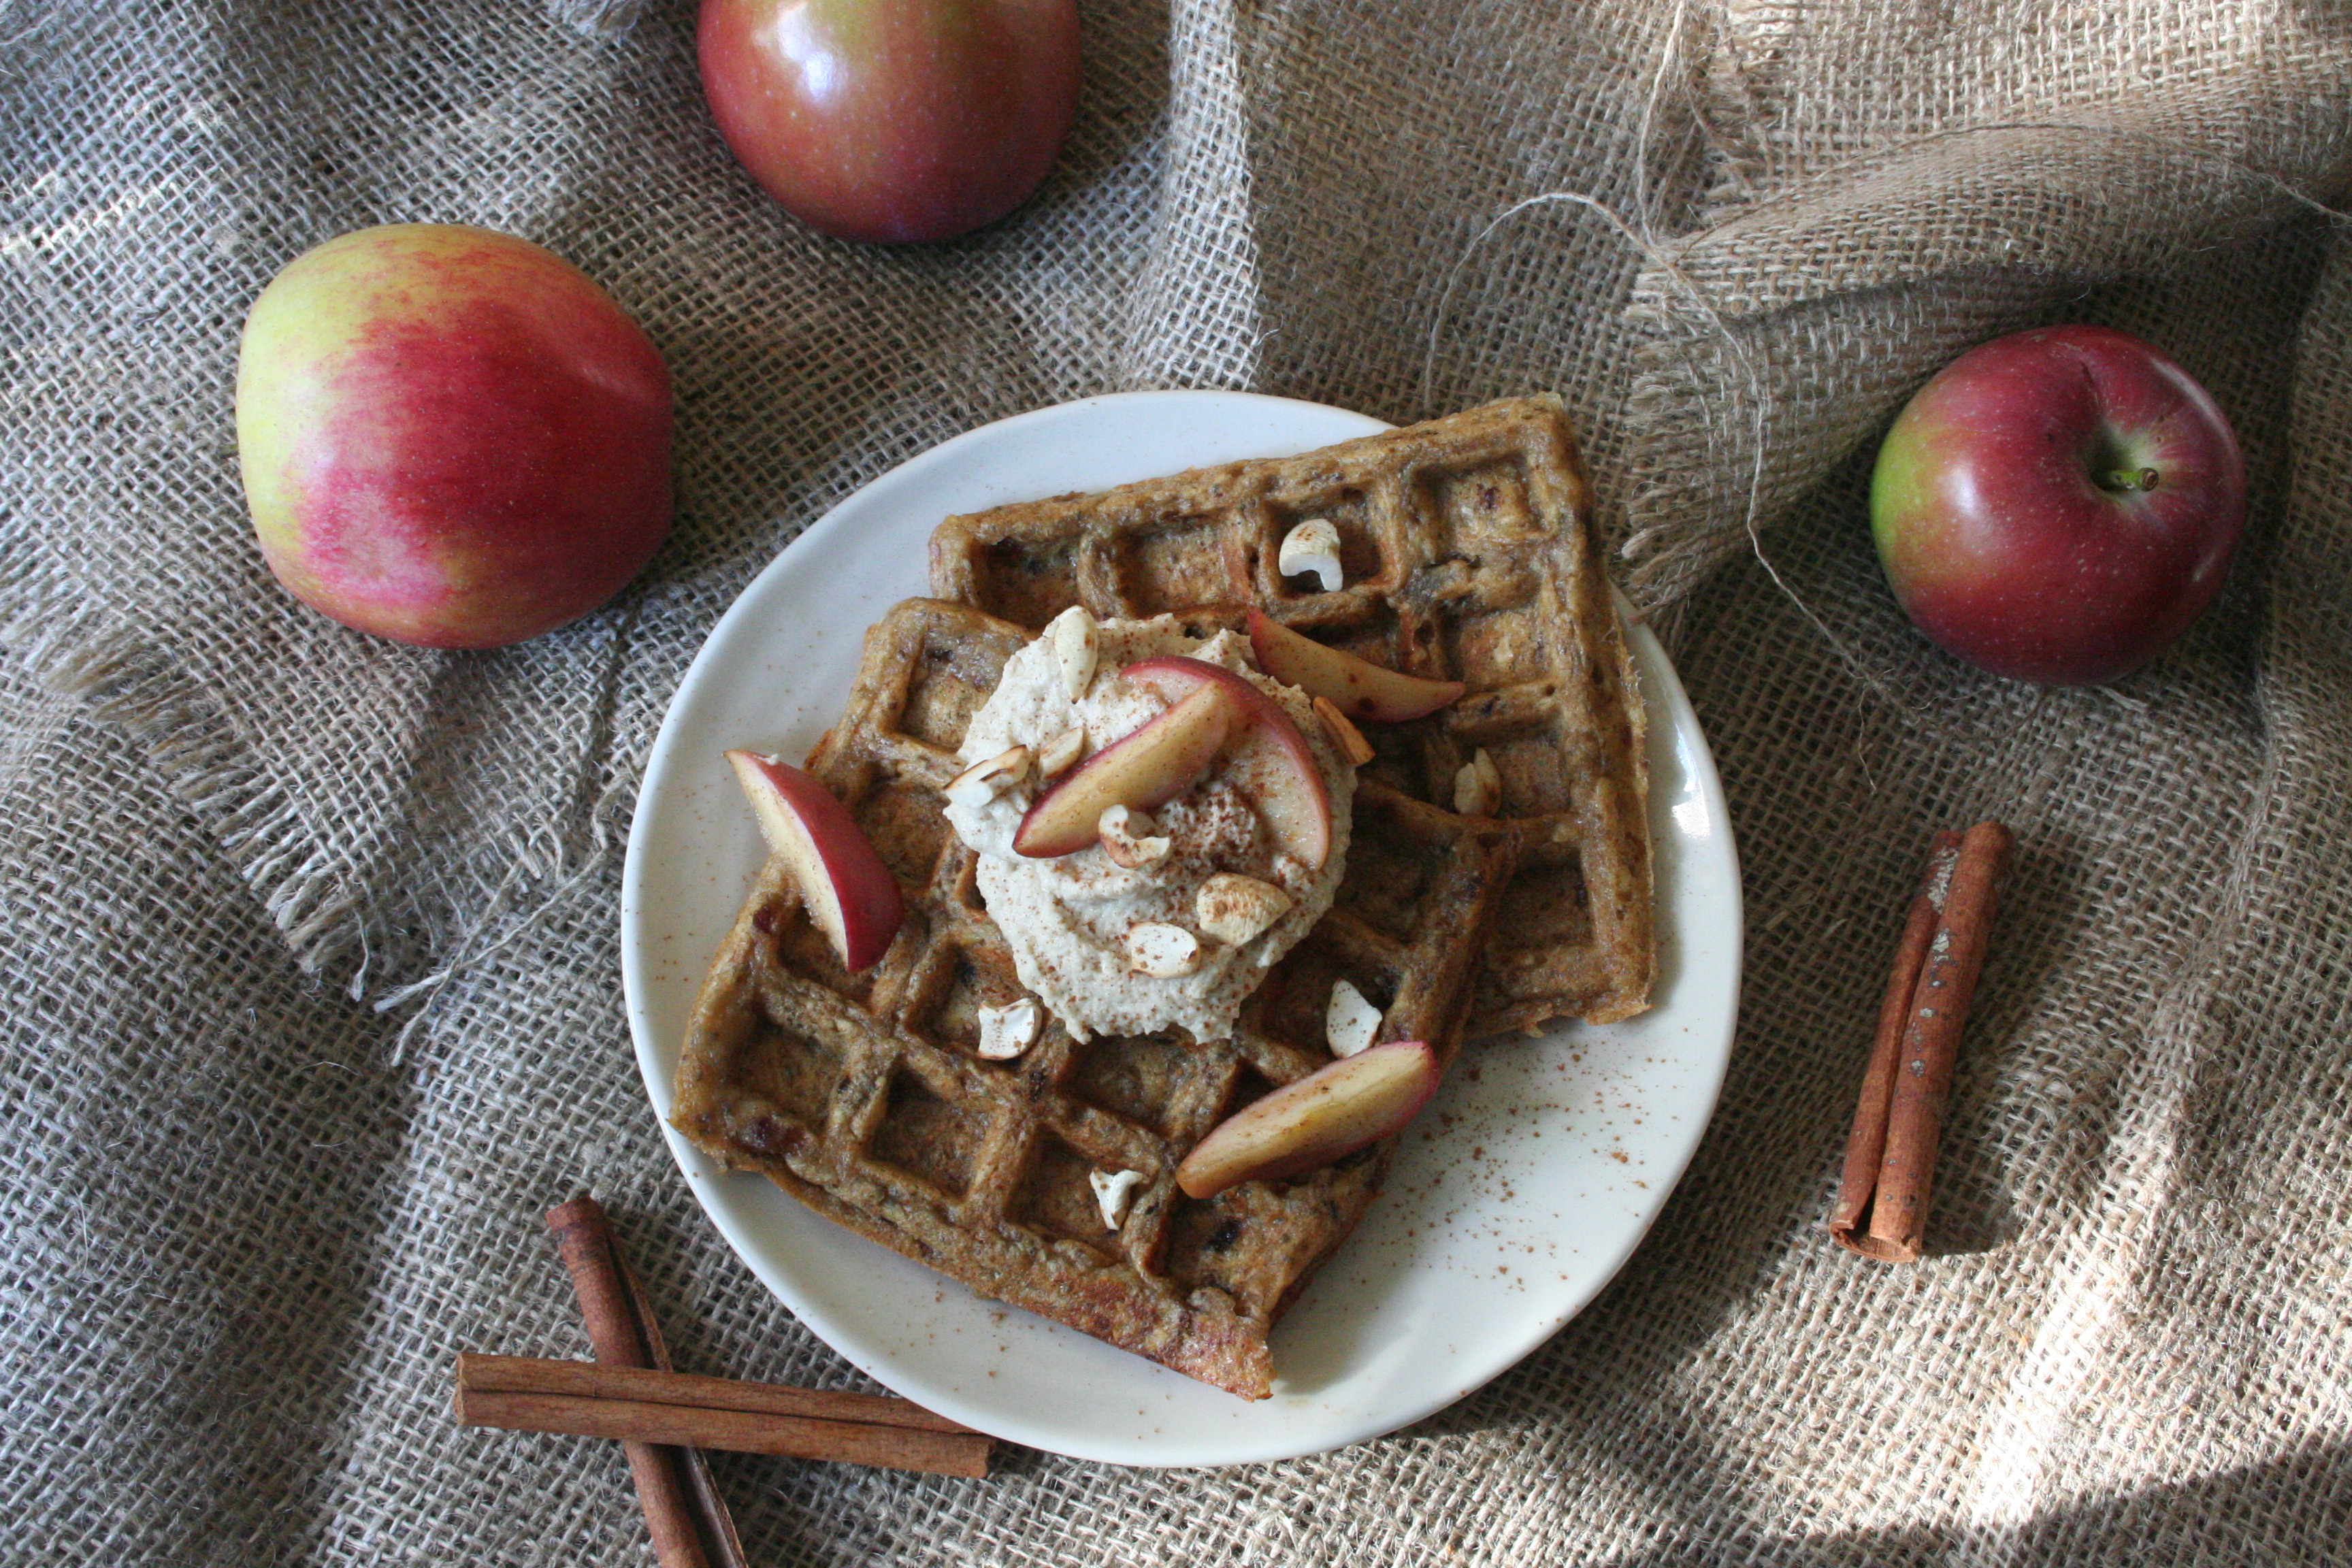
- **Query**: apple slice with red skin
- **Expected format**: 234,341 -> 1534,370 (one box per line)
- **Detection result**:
1246,608 -> 1465,723
1013,683 -> 1236,857
726,749 -> 905,972
1123,655 -> 1333,870
1175,1039 -> 1441,1198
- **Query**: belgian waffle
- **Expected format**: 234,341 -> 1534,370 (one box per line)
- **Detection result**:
672,598 -> 1521,1398
929,393 -> 1653,1032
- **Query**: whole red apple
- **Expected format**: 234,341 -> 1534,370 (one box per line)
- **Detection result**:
1870,324 -> 2245,685
236,224 -> 672,649
698,0 -> 1079,244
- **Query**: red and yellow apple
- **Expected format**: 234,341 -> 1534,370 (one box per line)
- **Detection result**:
1125,655 -> 1333,868
698,0 -> 1080,244
1870,324 -> 2245,686
728,750 -> 905,971
236,224 -> 673,650
1175,1039 -> 1439,1198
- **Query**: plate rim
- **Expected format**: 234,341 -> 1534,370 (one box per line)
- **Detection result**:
621,389 -> 1741,1467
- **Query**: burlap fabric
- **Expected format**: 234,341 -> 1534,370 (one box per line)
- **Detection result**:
4,0 -> 2349,1561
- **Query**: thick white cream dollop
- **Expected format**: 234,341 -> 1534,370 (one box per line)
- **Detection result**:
943,615 -> 1353,1044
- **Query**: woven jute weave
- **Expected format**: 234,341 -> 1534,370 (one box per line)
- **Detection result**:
5,1 -> 2351,1562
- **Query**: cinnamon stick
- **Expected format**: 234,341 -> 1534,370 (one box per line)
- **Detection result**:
609,1234 -> 746,1568
1828,830 -> 1961,1252
456,1354 -> 979,1434
544,1196 -> 728,1568
452,1359 -> 991,1478
1829,823 -> 2013,1262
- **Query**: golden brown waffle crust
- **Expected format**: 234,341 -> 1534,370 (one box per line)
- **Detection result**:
930,393 -> 1653,1034
671,600 -> 1521,1399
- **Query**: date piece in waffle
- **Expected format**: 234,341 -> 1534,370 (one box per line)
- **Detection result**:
928,393 -> 1652,1033
672,598 -> 1519,1399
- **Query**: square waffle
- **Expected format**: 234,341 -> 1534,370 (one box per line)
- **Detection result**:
928,393 -> 1653,1032
672,598 -> 1521,1398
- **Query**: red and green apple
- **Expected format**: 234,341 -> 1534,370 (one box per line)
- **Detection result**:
1871,324 -> 2245,686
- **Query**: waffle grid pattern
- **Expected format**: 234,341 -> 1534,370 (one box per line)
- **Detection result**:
928,395 -> 1653,1032
673,600 -> 1519,1396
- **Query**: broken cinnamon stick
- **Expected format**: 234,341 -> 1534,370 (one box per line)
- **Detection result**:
1829,822 -> 2013,1262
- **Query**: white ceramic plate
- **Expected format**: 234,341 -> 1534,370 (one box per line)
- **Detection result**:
622,391 -> 1740,1468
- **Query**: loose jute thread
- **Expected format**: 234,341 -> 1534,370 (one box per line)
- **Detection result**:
1425,88 -> 2352,715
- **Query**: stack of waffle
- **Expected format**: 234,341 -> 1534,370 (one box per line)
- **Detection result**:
672,396 -> 1652,1397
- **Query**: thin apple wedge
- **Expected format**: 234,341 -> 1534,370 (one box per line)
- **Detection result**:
1013,683 -> 1235,857
1123,655 -> 1333,869
1175,1039 -> 1440,1198
727,749 -> 905,972
1246,607 -> 1464,722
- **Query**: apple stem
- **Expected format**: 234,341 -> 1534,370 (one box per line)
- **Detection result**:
2100,467 -> 2161,493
